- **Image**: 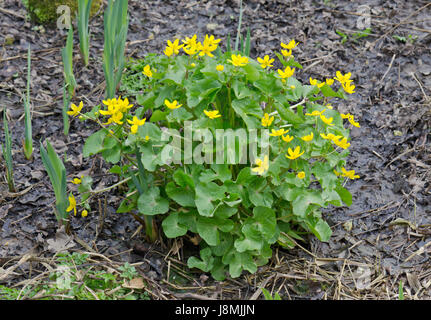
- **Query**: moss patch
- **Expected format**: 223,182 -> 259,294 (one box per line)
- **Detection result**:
24,0 -> 102,26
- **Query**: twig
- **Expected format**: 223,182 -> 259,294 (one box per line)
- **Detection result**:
385,147 -> 416,168
0,7 -> 25,19
411,72 -> 429,101
370,2 -> 431,49
379,54 -> 396,84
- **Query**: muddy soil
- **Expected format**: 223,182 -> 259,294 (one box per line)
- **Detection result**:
0,0 -> 430,299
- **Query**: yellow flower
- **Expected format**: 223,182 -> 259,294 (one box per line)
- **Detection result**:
127,116 -> 146,134
164,46 -> 174,57
320,114 -> 334,126
341,113 -> 360,127
183,45 -> 199,55
334,71 -> 352,84
305,109 -> 326,116
216,64 -> 224,71
301,132 -> 314,142
270,128 -> 289,137
320,133 -> 342,142
142,65 -> 153,78
285,146 -> 305,160
72,177 -> 82,185
297,171 -> 305,179
261,113 -> 274,127
341,113 -> 350,119
81,210 -> 88,218
290,85 -> 296,89
281,49 -> 292,57
67,101 -> 83,117
277,66 -> 295,79
204,110 -> 221,119
281,134 -> 294,143
310,77 -> 325,88
334,137 -> 350,149
326,78 -> 334,86
341,167 -> 360,179
198,35 -> 220,57
66,194 -> 77,216
190,63 -> 196,67
228,54 -> 249,67
257,55 -> 274,69
165,39 -> 183,55
204,34 -> 221,47
182,35 -> 198,47
326,104 -> 334,110
103,111 -> 124,125
165,99 -> 182,110
145,135 -> 150,141
348,116 -> 360,128
251,155 -> 269,176
342,81 -> 356,94
100,97 -> 132,125
281,39 -> 298,50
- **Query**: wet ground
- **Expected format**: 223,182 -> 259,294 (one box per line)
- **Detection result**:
1,0 -> 431,299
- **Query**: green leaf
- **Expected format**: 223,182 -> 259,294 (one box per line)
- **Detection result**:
253,75 -> 282,95
163,60 -> 186,84
187,247 -> 214,272
101,138 -> 121,163
83,129 -> 108,157
243,63 -> 260,82
117,194 -> 138,213
273,102 -> 304,125
305,215 -> 332,242
302,85 -> 319,98
335,186 -> 353,206
162,212 -> 188,238
173,169 -> 195,189
137,187 -> 169,215
320,84 -> 345,99
197,216 -> 234,246
210,164 -> 232,182
150,110 -> 167,122
235,206 -> 276,252
232,79 -> 254,99
231,98 -> 262,129
249,206 -> 277,240
194,182 -> 227,217
165,181 -> 195,207
228,251 -> 257,278
211,233 -> 233,257
292,191 -> 325,217
185,78 -> 222,108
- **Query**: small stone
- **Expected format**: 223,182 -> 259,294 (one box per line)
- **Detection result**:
343,220 -> 353,232
4,35 -> 15,46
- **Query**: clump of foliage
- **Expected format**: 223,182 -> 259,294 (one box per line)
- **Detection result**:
69,34 -> 360,280
0,253 -> 150,300
23,0 -> 101,25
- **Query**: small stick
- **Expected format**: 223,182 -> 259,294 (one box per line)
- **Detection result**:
411,72 -> 429,101
379,54 -> 396,84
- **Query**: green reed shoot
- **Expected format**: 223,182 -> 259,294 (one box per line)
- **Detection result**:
234,0 -> 244,51
62,84 -> 70,135
129,148 -> 157,242
77,0 -> 93,66
23,45 -> 33,160
62,27 -> 77,97
40,140 -> 69,226
103,0 -> 129,99
1,112 -> 15,192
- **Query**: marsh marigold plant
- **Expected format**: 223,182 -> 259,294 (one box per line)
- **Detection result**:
75,34 -> 360,280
